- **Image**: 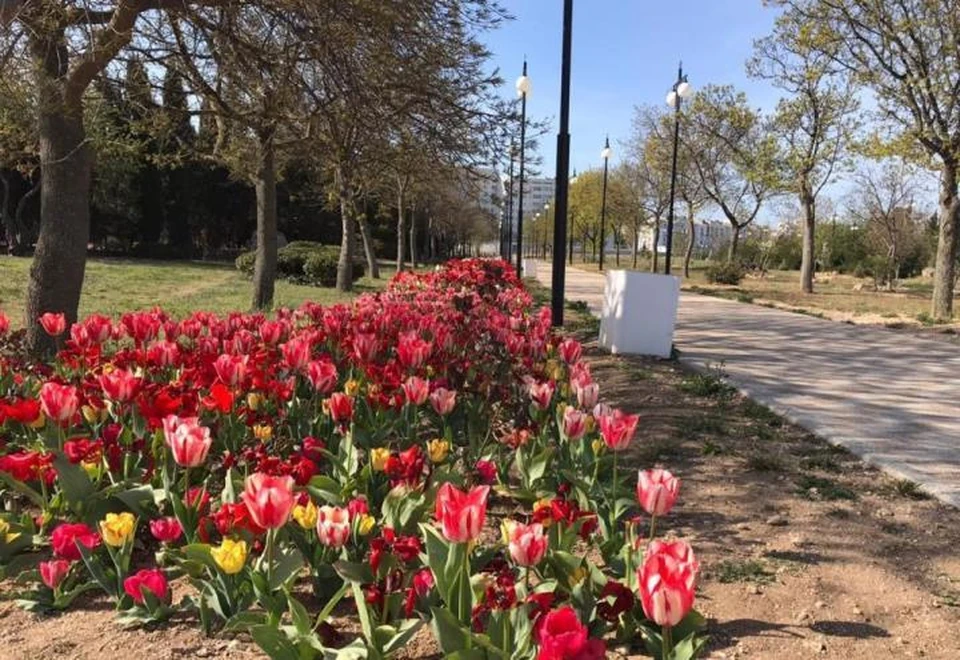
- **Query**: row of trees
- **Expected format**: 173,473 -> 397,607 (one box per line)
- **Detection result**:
0,0 -> 513,353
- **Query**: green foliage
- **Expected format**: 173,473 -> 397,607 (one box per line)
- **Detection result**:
704,261 -> 745,285
236,241 -> 365,287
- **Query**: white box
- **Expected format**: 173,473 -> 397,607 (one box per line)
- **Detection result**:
599,270 -> 679,358
522,259 -> 538,278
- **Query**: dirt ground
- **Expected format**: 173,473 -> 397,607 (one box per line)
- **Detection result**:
1,314 -> 959,659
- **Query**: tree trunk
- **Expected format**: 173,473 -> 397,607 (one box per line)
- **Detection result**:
335,169 -> 355,292
409,207 -> 418,268
15,175 -> 41,246
728,224 -> 741,261
357,208 -> 379,279
651,218 -> 661,273
580,233 -> 587,262
799,189 -> 815,294
683,202 -> 695,279
396,183 -> 405,272
932,159 -> 959,320
26,45 -> 92,355
615,231 -> 620,266
251,131 -> 277,310
0,173 -> 12,254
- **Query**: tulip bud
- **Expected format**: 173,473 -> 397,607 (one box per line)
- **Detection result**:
370,447 -> 390,472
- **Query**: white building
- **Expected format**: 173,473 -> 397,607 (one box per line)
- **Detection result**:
504,176 -> 555,247
638,218 -> 733,257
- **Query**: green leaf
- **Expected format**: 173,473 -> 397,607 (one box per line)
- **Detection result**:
671,633 -> 709,660
315,580 -> 350,628
380,618 -> 424,655
527,446 -> 554,484
333,560 -> 373,585
308,476 -> 344,505
250,623 -> 300,660
77,541 -> 117,599
52,454 -> 96,514
181,543 -> 217,572
269,546 -> 304,590
113,485 -> 158,518
0,472 -> 44,508
350,581 -> 374,643
419,524 -> 453,596
286,590 -> 312,636
430,606 -> 472,655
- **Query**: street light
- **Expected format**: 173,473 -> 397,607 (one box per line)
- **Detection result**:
532,211 -> 541,257
599,136 -> 612,271
568,169 -> 577,265
664,62 -> 693,275
551,0 -> 574,327
515,61 -> 531,276
543,202 -> 550,258
505,141 -> 516,263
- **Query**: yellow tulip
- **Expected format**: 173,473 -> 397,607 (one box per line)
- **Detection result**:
211,538 -> 248,575
292,500 -> 318,529
82,405 -> 106,425
99,512 -> 136,547
370,447 -> 390,472
426,439 -> 450,464
344,379 -> 361,397
28,411 -> 46,430
591,439 -> 604,456
253,424 -> 273,442
247,392 -> 264,411
357,514 -> 376,536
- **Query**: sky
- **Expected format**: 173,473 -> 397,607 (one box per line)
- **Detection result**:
483,0 -> 782,178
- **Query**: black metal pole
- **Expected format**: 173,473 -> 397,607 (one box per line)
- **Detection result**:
516,61 -> 528,276
551,0 -> 573,327
665,62 -> 684,275
599,137 -> 610,271
506,141 -> 515,263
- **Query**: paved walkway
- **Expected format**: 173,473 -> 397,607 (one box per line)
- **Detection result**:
533,261 -> 960,508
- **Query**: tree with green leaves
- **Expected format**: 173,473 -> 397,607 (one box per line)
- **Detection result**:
749,7 -> 859,293
685,85 -> 783,260
777,0 -> 960,317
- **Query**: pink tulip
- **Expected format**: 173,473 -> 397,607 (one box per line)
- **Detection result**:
40,559 -> 72,590
434,482 -> 489,543
327,393 -> 354,423
352,332 -> 379,363
259,320 -> 285,345
241,473 -> 295,529
281,337 -> 312,370
147,340 -> 180,367
402,376 -> 430,406
213,353 -> 247,386
637,539 -> 698,627
306,360 -> 338,394
575,382 -> 599,410
39,312 -> 66,337
508,521 -> 547,567
636,469 -> 680,517
528,381 -> 555,411
162,415 -> 212,467
429,387 -> 457,416
562,407 -> 587,440
598,409 -> 640,450
316,505 -> 351,548
558,338 -> 582,365
397,332 -> 432,369
39,382 -> 79,423
99,369 -> 139,402
149,517 -> 183,543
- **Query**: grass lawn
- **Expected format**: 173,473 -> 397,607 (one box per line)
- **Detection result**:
0,257 -> 394,323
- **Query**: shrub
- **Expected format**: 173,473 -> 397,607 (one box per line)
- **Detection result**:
235,241 -> 364,286
704,261 -> 745,285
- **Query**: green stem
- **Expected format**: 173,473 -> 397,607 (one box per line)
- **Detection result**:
266,527 -> 276,587
610,450 -> 619,534
650,514 -> 658,542
662,624 -> 674,659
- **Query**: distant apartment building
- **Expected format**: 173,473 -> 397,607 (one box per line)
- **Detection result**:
504,176 -> 555,246
637,218 -> 733,257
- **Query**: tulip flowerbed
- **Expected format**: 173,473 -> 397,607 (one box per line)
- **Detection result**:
0,258 -> 705,659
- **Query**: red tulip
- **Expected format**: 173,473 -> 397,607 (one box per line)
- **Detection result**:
558,338 -> 582,365
637,539 -> 698,627
281,338 -> 312,370
327,392 -> 354,423
39,312 -> 66,337
535,605 -> 606,660
162,415 -> 212,467
598,409 -> 640,450
397,332 -> 432,369
259,320 -> 285,345
434,482 -> 489,543
147,339 -> 180,367
402,376 -> 430,406
508,521 -> 547,567
40,559 -> 72,590
213,353 -> 248,386
241,473 -> 295,529
306,360 -> 338,394
39,382 -> 79,424
352,332 -> 379,363
0,312 -> 9,335
149,517 -> 183,543
124,568 -> 170,606
99,369 -> 139,402
636,469 -> 680,516
429,387 -> 457,416
562,407 -> 586,440
316,505 -> 351,548
50,522 -> 101,561
528,381 -> 555,411
347,496 -> 369,519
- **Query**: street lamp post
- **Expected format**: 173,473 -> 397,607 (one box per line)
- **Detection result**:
515,61 -> 531,276
551,0 -> 574,326
599,137 -> 612,271
543,203 -> 550,258
505,141 -> 515,263
664,62 -> 693,275
568,169 -> 577,265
